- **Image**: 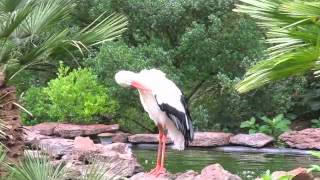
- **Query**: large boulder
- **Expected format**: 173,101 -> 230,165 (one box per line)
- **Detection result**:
130,164 -> 241,180
23,128 -> 51,145
112,132 -> 130,143
175,170 -> 199,180
25,123 -> 119,138
199,164 -> 242,180
56,137 -> 142,177
129,132 -> 232,147
279,128 -> 320,149
130,172 -> 174,180
27,122 -> 59,136
189,132 -> 233,147
129,134 -> 173,144
54,124 -> 119,138
38,138 -> 74,158
230,133 -> 273,148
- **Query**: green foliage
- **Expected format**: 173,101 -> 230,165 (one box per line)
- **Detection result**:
0,0 -> 127,96
21,87 -> 50,125
308,151 -> 320,174
235,0 -> 320,93
240,114 -> 291,138
311,118 -> 320,128
259,170 -> 293,180
22,65 -> 118,124
7,151 -> 67,180
79,0 -> 311,132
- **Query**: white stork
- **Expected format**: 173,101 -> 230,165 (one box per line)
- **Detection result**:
115,69 -> 194,176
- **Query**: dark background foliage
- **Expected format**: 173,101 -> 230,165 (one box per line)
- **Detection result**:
19,0 -> 317,133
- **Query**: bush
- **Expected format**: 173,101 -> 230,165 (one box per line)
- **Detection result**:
240,114 -> 291,138
22,87 -> 51,125
22,64 -> 118,124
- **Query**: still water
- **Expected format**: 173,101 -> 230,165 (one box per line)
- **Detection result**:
133,146 -> 320,180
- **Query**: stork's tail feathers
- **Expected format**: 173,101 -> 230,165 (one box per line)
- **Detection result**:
167,125 -> 185,150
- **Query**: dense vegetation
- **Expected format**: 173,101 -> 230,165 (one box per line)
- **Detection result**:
0,0 -> 320,179
16,0 -> 319,133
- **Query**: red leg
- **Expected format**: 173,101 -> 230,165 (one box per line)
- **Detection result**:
153,132 -> 167,176
148,126 -> 163,175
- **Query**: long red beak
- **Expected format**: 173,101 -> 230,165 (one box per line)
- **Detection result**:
131,81 -> 150,91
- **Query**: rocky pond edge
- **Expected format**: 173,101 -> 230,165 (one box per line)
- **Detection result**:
22,122 -> 320,179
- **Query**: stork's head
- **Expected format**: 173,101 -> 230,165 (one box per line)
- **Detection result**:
115,69 -> 166,92
114,70 -> 137,88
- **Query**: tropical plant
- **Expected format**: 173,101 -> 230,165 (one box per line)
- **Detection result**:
311,118 -> 320,128
240,114 -> 291,138
0,0 -> 127,160
259,170 -> 293,180
5,151 -> 67,180
0,147 -> 126,180
308,151 -> 320,173
234,0 -> 320,93
22,64 -> 118,124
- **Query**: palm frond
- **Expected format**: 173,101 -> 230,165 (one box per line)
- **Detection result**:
0,0 -> 35,38
0,119 -> 6,141
0,0 -> 24,13
72,12 -> 128,47
6,150 -> 67,180
21,29 -> 69,64
236,47 -> 319,93
234,0 -> 320,93
22,0 -> 73,37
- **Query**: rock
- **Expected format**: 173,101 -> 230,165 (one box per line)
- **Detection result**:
271,167 -> 313,180
83,124 -> 119,136
175,170 -> 199,180
279,128 -> 320,149
130,172 -> 174,180
53,124 -> 119,138
96,142 -> 131,154
129,134 -> 173,144
25,123 -> 119,138
27,122 -> 58,136
129,132 -> 232,147
74,136 -> 96,152
189,132 -> 233,147
199,164 -> 242,180
230,133 -> 273,148
93,143 -> 143,177
112,132 -> 130,143
37,138 -> 74,158
54,124 -> 83,138
23,128 -> 51,146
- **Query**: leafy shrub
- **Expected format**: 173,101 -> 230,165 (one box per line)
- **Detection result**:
240,114 -> 291,138
311,118 -> 320,128
259,170 -> 293,180
22,87 -> 51,125
22,64 -> 118,124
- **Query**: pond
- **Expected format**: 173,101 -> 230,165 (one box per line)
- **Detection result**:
133,145 -> 320,180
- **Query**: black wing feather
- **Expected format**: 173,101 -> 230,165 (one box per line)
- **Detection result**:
155,95 -> 194,146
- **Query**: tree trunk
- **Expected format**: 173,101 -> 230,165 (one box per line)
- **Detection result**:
0,82 -> 24,161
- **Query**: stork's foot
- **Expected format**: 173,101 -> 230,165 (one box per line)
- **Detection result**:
151,168 -> 167,177
148,166 -> 160,175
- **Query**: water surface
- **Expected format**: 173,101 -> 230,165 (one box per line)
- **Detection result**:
133,146 -> 320,179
